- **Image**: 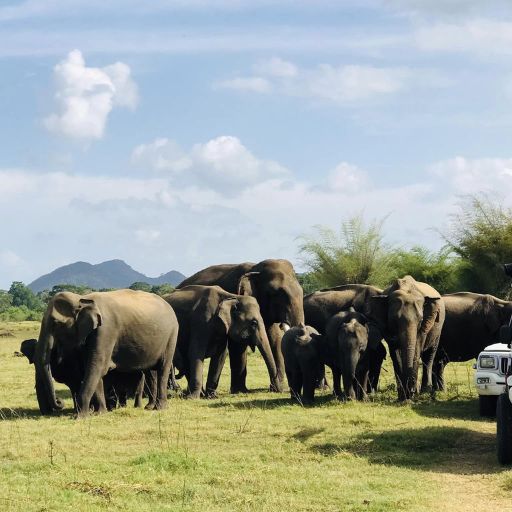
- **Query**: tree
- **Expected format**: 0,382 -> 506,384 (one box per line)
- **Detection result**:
299,215 -> 396,289
389,246 -> 461,295
0,290 -> 12,313
50,284 -> 94,297
129,282 -> 152,292
442,195 -> 512,298
151,284 -> 174,296
8,281 -> 43,311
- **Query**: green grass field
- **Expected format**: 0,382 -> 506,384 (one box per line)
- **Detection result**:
1,321 -> 512,511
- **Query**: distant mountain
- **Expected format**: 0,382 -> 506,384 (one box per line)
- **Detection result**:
28,259 -> 186,292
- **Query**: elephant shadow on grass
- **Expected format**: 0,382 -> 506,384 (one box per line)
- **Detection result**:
411,397 -> 485,422
310,426 -> 501,475
0,389 -> 74,421
207,393 -> 335,410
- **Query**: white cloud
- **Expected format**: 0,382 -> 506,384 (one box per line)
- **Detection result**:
215,77 -> 272,93
415,20 -> 512,56
253,57 -> 298,77
428,157 -> 512,195
44,50 -> 138,140
216,59 -> 446,105
132,135 -> 289,194
327,162 -> 369,193
3,154 -> 512,289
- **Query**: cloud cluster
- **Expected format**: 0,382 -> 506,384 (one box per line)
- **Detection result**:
44,50 -> 138,140
216,58 -> 448,105
131,135 -> 289,194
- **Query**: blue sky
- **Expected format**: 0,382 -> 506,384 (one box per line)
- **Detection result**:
1,0 -> 512,288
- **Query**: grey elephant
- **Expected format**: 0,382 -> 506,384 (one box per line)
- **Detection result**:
304,284 -> 387,392
281,324 -> 323,405
177,259 -> 304,393
20,338 -> 144,411
33,289 -> 179,417
323,308 -> 380,401
164,285 -> 279,399
369,276 -> 445,400
433,292 -> 512,392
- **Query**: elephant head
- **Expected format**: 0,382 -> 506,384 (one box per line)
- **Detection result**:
237,259 -> 305,331
326,308 -> 380,400
215,295 -> 280,391
370,276 -> 441,399
33,291 -> 102,415
472,295 -> 512,338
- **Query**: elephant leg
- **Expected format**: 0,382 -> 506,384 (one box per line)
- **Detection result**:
153,335 -> 176,410
420,346 -> 437,395
301,365 -> 316,405
228,340 -> 249,394
105,383 -> 118,411
134,374 -> 144,408
355,369 -> 369,401
432,356 -> 447,392
389,347 -> 406,401
368,342 -> 386,393
168,364 -> 180,391
186,357 -> 204,399
288,370 -> 303,403
332,367 -> 343,399
77,351 -> 108,418
205,347 -> 228,398
267,323 -> 286,388
144,370 -> 158,409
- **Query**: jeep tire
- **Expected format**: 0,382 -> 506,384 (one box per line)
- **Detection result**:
497,393 -> 512,464
479,395 -> 498,417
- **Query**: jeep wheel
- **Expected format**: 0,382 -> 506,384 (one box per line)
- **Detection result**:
479,395 -> 498,417
496,393 -> 512,464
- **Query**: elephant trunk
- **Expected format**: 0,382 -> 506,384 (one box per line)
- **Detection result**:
34,330 -> 63,414
256,324 -> 281,392
341,351 -> 359,401
399,324 -> 418,399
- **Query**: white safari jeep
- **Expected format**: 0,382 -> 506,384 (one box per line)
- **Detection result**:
474,343 -> 511,416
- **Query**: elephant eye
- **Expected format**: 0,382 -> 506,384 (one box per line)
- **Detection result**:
250,319 -> 258,329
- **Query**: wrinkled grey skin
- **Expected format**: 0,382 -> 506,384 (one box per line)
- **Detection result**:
324,309 -> 378,401
164,285 -> 279,399
433,292 -> 512,390
20,338 -> 144,411
281,324 -> 323,405
369,276 -> 445,400
177,259 -> 304,393
33,289 -> 178,417
304,285 -> 387,392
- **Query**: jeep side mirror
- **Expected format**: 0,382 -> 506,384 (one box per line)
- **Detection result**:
499,325 -> 512,346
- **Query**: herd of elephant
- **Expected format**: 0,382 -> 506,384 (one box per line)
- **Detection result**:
18,259 -> 512,416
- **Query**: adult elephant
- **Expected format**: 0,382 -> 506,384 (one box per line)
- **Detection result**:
164,285 -> 279,398
177,259 -> 304,393
369,276 -> 445,400
33,289 -> 178,416
304,285 -> 387,391
20,339 -> 144,411
433,292 -> 512,391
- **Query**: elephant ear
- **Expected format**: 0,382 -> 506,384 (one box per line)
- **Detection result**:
216,298 -> 238,334
419,297 -> 440,336
51,294 -> 79,327
20,338 -> 37,364
76,299 -> 102,345
368,295 -> 389,332
237,272 -> 260,297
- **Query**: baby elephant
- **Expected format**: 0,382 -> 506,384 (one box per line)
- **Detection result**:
281,324 -> 324,405
324,308 -> 380,401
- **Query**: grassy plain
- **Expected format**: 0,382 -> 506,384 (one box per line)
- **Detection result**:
1,321 -> 512,511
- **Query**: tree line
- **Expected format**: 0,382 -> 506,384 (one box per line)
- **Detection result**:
299,195 -> 512,298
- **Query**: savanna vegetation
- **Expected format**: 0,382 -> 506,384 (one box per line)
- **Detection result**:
299,195 -> 512,298
1,321 -> 511,511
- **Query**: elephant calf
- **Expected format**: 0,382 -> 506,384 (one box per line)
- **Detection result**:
323,309 -> 378,401
281,325 -> 324,405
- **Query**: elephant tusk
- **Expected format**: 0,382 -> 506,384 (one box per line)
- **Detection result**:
280,322 -> 290,332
